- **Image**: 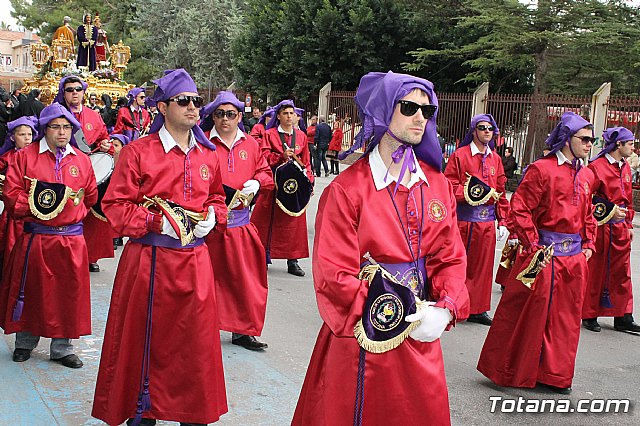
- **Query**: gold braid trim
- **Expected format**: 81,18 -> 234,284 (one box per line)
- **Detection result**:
515,244 -> 555,289
463,172 -> 500,206
25,176 -> 73,221
141,195 -> 204,246
594,201 -> 618,226
90,207 -> 108,222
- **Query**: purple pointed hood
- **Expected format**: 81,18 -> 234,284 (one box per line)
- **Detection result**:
338,71 -> 441,170
110,133 -> 131,146
295,107 -> 307,133
148,69 -> 215,150
127,87 -> 146,107
458,114 -> 500,150
591,127 -> 635,161
266,99 -> 296,130
257,107 -> 275,125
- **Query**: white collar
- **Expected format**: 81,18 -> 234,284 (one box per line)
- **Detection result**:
369,144 -> 429,191
39,138 -> 77,157
555,150 -> 586,167
158,124 -> 200,154
470,141 -> 491,157
277,125 -> 294,135
130,104 -> 142,113
210,126 -> 244,148
605,153 -> 625,167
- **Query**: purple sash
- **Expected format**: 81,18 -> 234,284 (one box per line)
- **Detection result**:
131,233 -> 204,249
538,229 -> 582,257
228,208 -> 251,229
363,258 -> 427,300
24,222 -> 84,236
456,203 -> 496,223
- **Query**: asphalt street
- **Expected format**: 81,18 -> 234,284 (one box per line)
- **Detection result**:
1,171 -> 639,425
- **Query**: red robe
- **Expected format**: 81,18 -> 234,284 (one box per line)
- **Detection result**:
249,123 -> 266,146
328,128 -> 343,152
113,106 -> 152,139
477,156 -> 597,389
293,156 -> 470,426
0,141 -> 97,337
250,127 -> 314,260
73,106 -> 114,264
92,133 -> 228,425
0,149 -> 24,277
444,144 -> 509,314
205,130 -> 274,335
583,156 -> 635,318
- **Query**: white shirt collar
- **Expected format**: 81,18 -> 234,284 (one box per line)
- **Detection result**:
39,138 -> 77,158
158,124 -> 200,154
605,153 -> 625,167
277,125 -> 294,135
209,126 -> 244,148
555,150 -> 586,167
130,104 -> 142,113
369,144 -> 429,191
470,141 -> 491,157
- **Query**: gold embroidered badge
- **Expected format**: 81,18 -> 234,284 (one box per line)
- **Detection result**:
69,165 -> 79,177
427,199 -> 447,222
200,164 -> 209,181
239,150 -> 248,160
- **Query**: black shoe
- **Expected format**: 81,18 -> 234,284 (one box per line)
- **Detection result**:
231,335 -> 268,351
325,172 -> 330,177
52,354 -> 83,368
614,314 -> 640,332
500,285 -> 505,292
89,263 -> 100,272
582,318 -> 601,332
538,383 -> 572,394
116,237 -> 124,246
287,262 -> 305,277
12,348 -> 31,362
467,312 -> 493,326
127,419 -> 157,426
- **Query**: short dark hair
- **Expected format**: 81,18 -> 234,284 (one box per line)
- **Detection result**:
277,105 -> 294,114
505,146 -> 514,154
63,76 -> 84,87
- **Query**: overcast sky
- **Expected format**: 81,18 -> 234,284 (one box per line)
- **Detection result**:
0,0 -> 19,29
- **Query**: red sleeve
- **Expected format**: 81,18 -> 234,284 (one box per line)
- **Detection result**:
205,151 -> 228,234
101,145 -> 162,237
313,182 -> 370,337
4,149 -> 31,219
494,156 -> 510,226
81,154 -> 98,209
510,164 -> 544,252
252,142 -> 274,192
581,169 -> 597,251
443,150 -> 465,202
113,108 -> 131,135
297,131 -> 315,184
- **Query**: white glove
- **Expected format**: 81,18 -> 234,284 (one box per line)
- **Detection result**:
193,206 -> 217,238
405,302 -> 453,343
241,179 -> 260,197
507,238 -> 519,246
161,217 -> 179,240
497,225 -> 509,242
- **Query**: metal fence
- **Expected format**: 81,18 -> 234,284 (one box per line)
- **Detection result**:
437,92 -> 474,146
605,95 -> 640,150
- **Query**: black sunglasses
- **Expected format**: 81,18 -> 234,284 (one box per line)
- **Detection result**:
64,86 -> 84,93
166,95 -> 203,108
213,110 -> 239,119
398,100 -> 437,119
476,124 -> 494,131
573,135 -> 596,145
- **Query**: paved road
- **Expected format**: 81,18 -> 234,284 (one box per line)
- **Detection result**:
1,173 -> 639,425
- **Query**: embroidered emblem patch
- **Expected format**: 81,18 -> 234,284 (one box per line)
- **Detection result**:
239,150 -> 248,160
490,166 -> 496,176
427,199 -> 447,222
625,174 -> 631,183
594,203 -> 606,218
38,189 -> 56,208
370,294 -> 404,332
200,164 -> 209,181
69,165 -> 79,177
470,184 -> 483,198
400,268 -> 423,297
583,182 -> 590,194
559,238 -> 574,254
283,178 -> 298,194
479,207 -> 490,220
295,144 -> 300,151
86,123 -> 93,131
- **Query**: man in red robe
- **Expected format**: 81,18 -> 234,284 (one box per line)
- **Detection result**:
249,107 -> 273,147
293,71 -> 469,426
92,69 -> 228,426
0,103 -> 97,368
200,91 -> 273,351
55,75 -> 113,272
477,111 -> 597,394
582,127 -> 640,333
444,114 -> 510,325
114,87 -> 152,141
250,100 -> 314,276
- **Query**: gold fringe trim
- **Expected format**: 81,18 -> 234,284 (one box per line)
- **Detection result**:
274,163 -> 312,217
25,176 -> 73,221
90,207 -> 108,222
141,195 -> 205,246
463,172 -> 500,206
594,201 -> 618,226
515,244 -> 555,289
227,189 -> 254,212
